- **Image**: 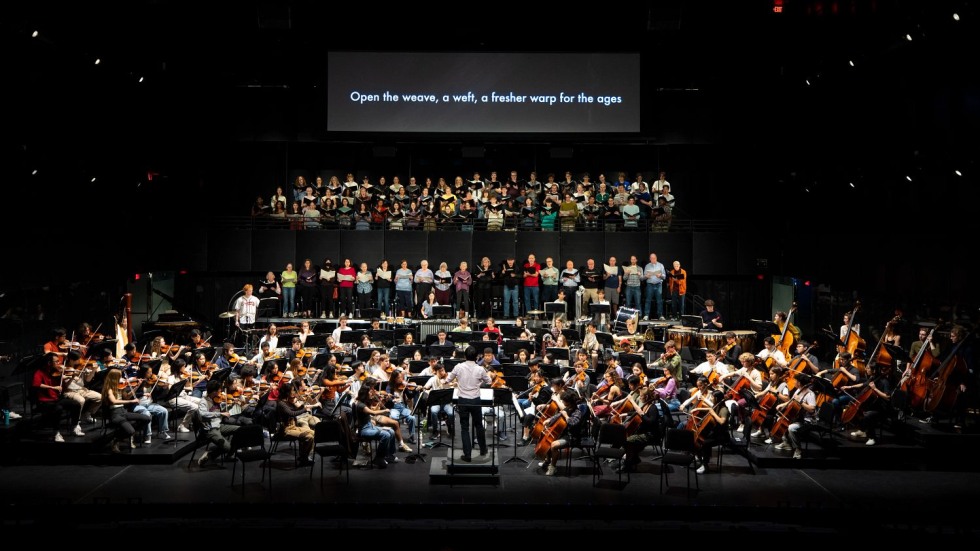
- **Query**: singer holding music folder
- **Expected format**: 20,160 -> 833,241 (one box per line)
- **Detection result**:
446,346 -> 491,462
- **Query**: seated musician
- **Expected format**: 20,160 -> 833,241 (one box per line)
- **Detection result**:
721,331 -> 742,367
384,369 -> 418,444
748,366 -> 790,438
591,369 -> 625,418
324,335 -> 344,354
690,350 -> 731,386
43,328 -> 70,364
566,350 -> 591,397
790,340 -> 821,375
757,336 -> 789,369
651,364 -> 681,412
451,317 -> 472,333
213,342 -> 239,372
194,380 -> 241,467
181,329 -> 213,361
477,347 -> 501,369
520,376 -> 563,446
482,317 -> 503,345
77,322 -> 105,352
629,362 -> 647,387
609,374 -> 643,421
318,364 -> 352,420
61,351 -> 101,426
772,376 -> 817,459
98,348 -> 129,374
101,368 -> 152,453
284,337 -> 310,367
689,389 -> 730,473
678,376 -> 713,429
580,322 -> 602,365
816,351 -> 863,421
297,321 -> 315,347
362,377 -> 414,453
121,344 -> 143,374
353,385 -> 398,469
134,367 -> 171,443
850,363 -> 894,446
538,389 -> 586,476
32,353 -> 83,442
149,336 -> 182,365
621,386 -> 662,472
249,341 -> 276,367
218,377 -> 255,427
423,362 -> 455,440
718,352 -> 766,429
276,380 -> 316,466
650,339 -> 684,384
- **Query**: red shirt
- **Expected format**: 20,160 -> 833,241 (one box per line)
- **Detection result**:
523,262 -> 541,287
32,370 -> 60,402
338,267 -> 356,288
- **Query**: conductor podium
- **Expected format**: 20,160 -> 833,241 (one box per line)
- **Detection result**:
429,388 -> 501,485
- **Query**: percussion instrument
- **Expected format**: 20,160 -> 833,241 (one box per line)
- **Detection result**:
218,311 -> 237,319
387,316 -> 396,324
698,331 -> 725,351
732,330 -> 756,353
613,307 -> 640,332
666,326 -> 696,349
395,316 -> 405,325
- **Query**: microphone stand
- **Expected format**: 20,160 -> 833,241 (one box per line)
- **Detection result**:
226,290 -> 243,349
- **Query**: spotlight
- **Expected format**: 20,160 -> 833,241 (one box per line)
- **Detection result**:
32,30 -> 39,38
91,177 -> 96,182
906,34 -> 913,41
138,76 -> 144,83
906,175 -> 912,182
32,169 -> 38,175
95,58 -> 101,65
849,60 -> 855,67
805,79 -> 811,86
849,182 -> 855,188
955,170 -> 962,176
953,13 -> 960,21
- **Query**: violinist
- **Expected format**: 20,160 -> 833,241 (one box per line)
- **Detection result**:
353,385 -> 397,468
538,389 -> 585,476
423,363 -> 455,439
651,364 -> 681,412
850,363 -> 894,446
366,351 -> 390,382
621,386 -> 662,473
384,369 -> 418,444
690,389 -> 730,473
134,366 -> 171,443
195,380 -> 242,467
61,351 -> 101,426
651,340 -> 683,383
363,377 -> 414,453
99,348 -> 132,376
101,368 -> 152,453
193,350 -> 222,397
318,364 -> 352,420
285,337 -> 311,368
297,320 -> 315,347
591,370 -> 624,418
43,328 -> 70,364
276,380 -> 316,466
567,350 -> 591,396
720,331 -> 742,367
772,377 -> 816,460
183,329 -> 213,360
32,353 -> 83,442
150,336 -> 182,365
249,341 -> 277,368
164,359 -> 201,433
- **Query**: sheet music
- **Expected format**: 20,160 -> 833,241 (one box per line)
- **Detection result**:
356,272 -> 373,283
321,269 -> 336,280
377,270 -> 392,280
604,264 -> 619,277
337,273 -> 355,282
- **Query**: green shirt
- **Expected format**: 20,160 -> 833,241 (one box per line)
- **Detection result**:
281,270 -> 298,288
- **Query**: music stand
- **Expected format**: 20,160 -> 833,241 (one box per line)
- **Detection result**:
359,308 -> 382,320
750,319 -> 780,337
589,303 -> 611,318
86,369 -> 108,392
883,344 -> 909,365
428,344 -> 456,359
544,302 -> 567,319
560,329 -> 580,344
539,362 -> 560,379
618,353 -> 646,369
490,387 -> 513,450
422,388 -> 454,449
356,347 -> 385,363
340,330 -> 368,346
369,329 -> 394,346
502,363 -> 530,378
546,348 -> 570,367
681,315 -> 704,329
503,339 -> 535,359
431,305 -> 454,319
160,381 -> 190,447
396,345 -> 424,362
408,360 -> 428,374
499,325 -> 523,339
393,328 -> 418,343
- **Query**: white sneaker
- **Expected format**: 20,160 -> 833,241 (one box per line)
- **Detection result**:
197,451 -> 210,466
736,424 -> 745,433
73,425 -> 86,437
865,439 -> 876,446
774,442 -> 792,451
659,316 -> 666,321
144,433 -> 152,445
538,460 -> 549,468
178,425 -> 191,433
9,411 -> 22,419
764,438 -> 773,444
793,451 -> 802,459
130,436 -> 136,449
751,429 -> 763,438
320,312 -> 327,319
160,431 -> 173,441
399,442 -> 413,452
54,432 -> 65,443
696,464 -> 706,474
642,316 -> 649,321
545,465 -> 558,476
850,430 -> 867,439
81,414 -> 95,424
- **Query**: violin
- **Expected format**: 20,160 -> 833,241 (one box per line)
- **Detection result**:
145,372 -> 169,388
490,370 -> 508,389
118,377 -> 142,390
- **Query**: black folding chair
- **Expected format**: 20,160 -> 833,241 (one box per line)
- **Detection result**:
660,428 -> 699,497
310,419 -> 351,485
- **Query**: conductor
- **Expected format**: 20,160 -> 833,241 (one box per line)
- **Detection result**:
446,346 -> 491,462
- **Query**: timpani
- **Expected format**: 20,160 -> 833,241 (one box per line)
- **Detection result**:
666,326 -> 696,349
732,330 -> 756,353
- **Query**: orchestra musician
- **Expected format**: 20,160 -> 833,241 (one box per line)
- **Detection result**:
651,340 -> 683,383
720,331 -> 742,367
772,376 -> 817,460
133,367 -> 171,443
690,350 -> 731,386
621,386 -> 661,473
517,371 -> 553,446
194,380 -> 242,467
718,352 -> 766,432
297,321 -> 315,347
165,358 -> 202,433
537,389 -> 585,477
384,369 -> 418,444
32,353 -> 83,442
651,364 -> 681,412
258,323 -> 280,350
698,299 -> 723,331
43,328 -> 70,364
60,351 -> 101,426
277,380 -> 316,466
318,364 -> 352,420
774,310 -> 802,346
678,376 -> 713,429
101,368 -> 152,453
353,385 -> 397,469
690,390 -> 730,473
591,370 -> 624,418
361,378 -> 414,453
757,336 -> 789,369
233,283 -> 260,338
817,351 -> 863,422
422,362 -> 455,440
849,363 -> 895,447
750,366 -> 791,439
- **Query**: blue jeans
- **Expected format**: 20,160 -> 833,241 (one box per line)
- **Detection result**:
429,404 -> 454,433
625,286 -> 642,310
377,288 -> 391,316
523,286 -> 539,313
503,286 -> 519,318
282,287 -> 295,315
541,285 -> 558,304
644,283 -> 663,318
360,422 -> 396,461
395,290 -> 413,314
388,402 -> 417,439
134,403 -> 168,434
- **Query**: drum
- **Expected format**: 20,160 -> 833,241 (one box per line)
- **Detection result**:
614,307 -> 640,332
386,316 -> 396,325
699,331 -> 726,351
666,326 -> 696,349
732,330 -> 756,353
395,316 -> 405,325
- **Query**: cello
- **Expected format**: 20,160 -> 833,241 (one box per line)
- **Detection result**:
836,302 -> 866,370
772,302 -> 798,363
899,324 -> 939,409
785,342 -> 818,391
533,409 -> 569,460
769,390 -> 806,441
923,328 -> 970,414
865,315 -> 901,374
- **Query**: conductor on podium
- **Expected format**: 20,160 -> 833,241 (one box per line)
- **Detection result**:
446,346 -> 491,462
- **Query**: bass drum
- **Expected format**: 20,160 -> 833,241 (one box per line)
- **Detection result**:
614,307 -> 640,332
667,326 -> 696,350
698,331 -> 725,351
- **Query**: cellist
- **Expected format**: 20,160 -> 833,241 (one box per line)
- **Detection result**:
772,376 -> 816,460
537,389 -> 585,477
849,362 -> 894,446
757,337 -> 789,370
718,352 -> 766,433
689,390 -> 730,474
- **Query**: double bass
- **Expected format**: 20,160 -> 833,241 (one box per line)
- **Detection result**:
836,302 -> 866,371
772,302 -> 798,363
899,324 -> 939,409
923,329 -> 970,414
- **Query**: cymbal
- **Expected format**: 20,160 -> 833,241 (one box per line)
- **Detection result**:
218,311 -> 236,319
917,320 -> 938,328
526,310 -> 545,315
